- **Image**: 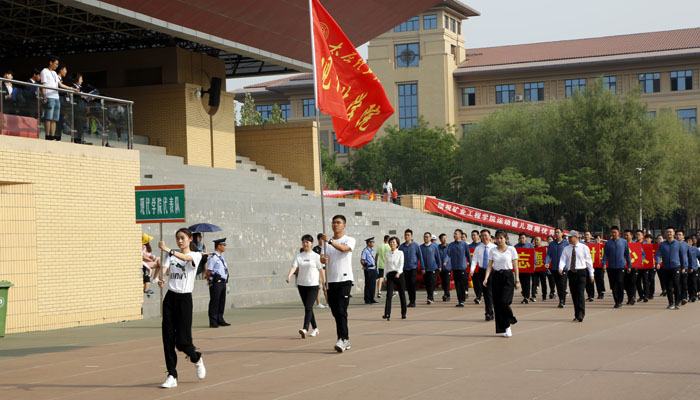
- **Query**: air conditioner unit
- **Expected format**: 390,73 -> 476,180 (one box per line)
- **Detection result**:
514,94 -> 524,102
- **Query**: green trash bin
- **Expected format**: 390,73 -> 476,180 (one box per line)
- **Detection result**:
0,281 -> 13,337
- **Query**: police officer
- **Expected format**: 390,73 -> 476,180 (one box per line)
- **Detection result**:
361,237 -> 378,304
206,238 -> 229,328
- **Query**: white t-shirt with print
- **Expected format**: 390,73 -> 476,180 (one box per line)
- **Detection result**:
293,251 -> 323,286
487,246 -> 518,271
326,235 -> 356,283
40,68 -> 60,99
165,252 -> 202,294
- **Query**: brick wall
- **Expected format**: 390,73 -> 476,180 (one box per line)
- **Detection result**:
0,135 -> 142,333
236,122 -> 320,193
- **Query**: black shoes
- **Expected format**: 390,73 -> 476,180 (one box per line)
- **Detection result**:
382,314 -> 390,320
586,297 -> 594,302
613,303 -> 622,308
456,303 -> 465,307
597,293 -> 605,300
401,315 -> 406,319
529,297 -> 536,302
474,298 -> 481,305
485,314 -> 494,321
557,303 -> 564,308
219,321 -> 231,326
407,303 -> 416,308
209,324 -> 219,328
550,293 -> 556,299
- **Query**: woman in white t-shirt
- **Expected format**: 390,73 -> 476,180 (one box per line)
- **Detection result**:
484,230 -> 521,338
382,178 -> 393,202
157,228 -> 206,388
382,236 -> 407,321
287,234 -> 326,338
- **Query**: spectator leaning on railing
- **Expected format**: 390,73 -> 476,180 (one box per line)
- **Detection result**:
40,55 -> 75,141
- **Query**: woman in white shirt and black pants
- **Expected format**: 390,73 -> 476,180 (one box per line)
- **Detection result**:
484,230 -> 521,337
287,234 -> 327,338
157,227 -> 206,388
382,236 -> 407,320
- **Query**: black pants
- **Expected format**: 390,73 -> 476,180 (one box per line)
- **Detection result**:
476,268 -> 493,316
208,281 -> 227,326
533,271 -> 547,298
328,281 -> 352,340
680,270 -> 688,301
162,291 -> 200,379
624,268 -> 638,302
607,269 -> 625,306
648,268 -> 657,297
453,270 -> 467,304
520,272 -> 531,299
298,285 -> 319,330
661,268 -> 681,306
553,270 -> 568,305
568,270 -> 587,320
440,269 -> 451,299
364,269 -> 377,303
636,269 -> 650,300
404,269 -> 417,305
472,268 -> 483,299
688,270 -> 698,300
594,268 -> 606,296
424,270 -> 437,301
384,271 -> 407,317
547,271 -> 556,296
491,270 -> 517,334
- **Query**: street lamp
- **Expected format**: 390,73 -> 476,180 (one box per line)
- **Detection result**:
636,167 -> 644,230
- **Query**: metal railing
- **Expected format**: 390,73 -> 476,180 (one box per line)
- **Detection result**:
0,76 -> 134,149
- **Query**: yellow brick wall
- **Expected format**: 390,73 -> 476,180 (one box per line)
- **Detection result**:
184,84 -> 237,169
236,122 -> 321,194
0,135 -> 142,333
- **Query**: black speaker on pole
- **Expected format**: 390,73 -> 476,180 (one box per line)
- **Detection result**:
205,77 -> 222,108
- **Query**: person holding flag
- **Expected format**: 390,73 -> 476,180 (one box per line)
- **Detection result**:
676,230 -> 691,305
623,229 -> 640,305
514,232 -> 535,304
602,226 -> 631,308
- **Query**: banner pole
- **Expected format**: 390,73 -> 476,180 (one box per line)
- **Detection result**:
159,222 -> 164,316
309,0 -> 328,245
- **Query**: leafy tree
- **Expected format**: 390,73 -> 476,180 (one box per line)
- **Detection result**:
552,167 -> 610,229
238,92 -> 262,126
265,104 -> 287,124
320,145 -> 351,190
482,167 -> 558,219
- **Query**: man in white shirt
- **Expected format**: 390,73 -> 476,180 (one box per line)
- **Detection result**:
471,229 -> 496,321
559,230 -> 594,322
320,214 -> 356,353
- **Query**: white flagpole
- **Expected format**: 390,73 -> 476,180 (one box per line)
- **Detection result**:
308,0 -> 328,243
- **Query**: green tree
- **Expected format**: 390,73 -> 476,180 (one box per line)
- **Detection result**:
238,92 -> 262,126
552,167 -> 610,229
482,167 -> 558,219
265,104 -> 287,124
320,145 -> 351,190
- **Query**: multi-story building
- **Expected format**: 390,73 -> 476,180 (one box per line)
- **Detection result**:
235,1 -> 700,161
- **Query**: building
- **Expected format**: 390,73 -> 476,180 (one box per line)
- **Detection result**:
237,9 -> 700,159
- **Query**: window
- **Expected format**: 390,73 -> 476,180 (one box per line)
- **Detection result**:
647,111 -> 656,118
457,22 -> 461,35
395,43 -> 420,67
398,83 -> 418,130
450,18 -> 455,33
603,76 -> 616,94
524,82 -> 544,102
280,104 -> 290,121
256,105 -> 273,121
495,84 -> 515,104
333,133 -> 349,154
394,16 -> 419,32
302,98 -> 316,117
678,108 -> 697,130
445,15 -> 449,29
671,70 -> 693,91
565,78 -> 586,98
639,73 -> 660,93
461,123 -> 477,135
423,14 -> 437,30
461,87 -> 475,106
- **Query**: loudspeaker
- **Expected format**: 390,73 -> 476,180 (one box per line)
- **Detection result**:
206,77 -> 222,108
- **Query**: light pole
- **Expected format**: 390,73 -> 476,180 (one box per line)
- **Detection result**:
636,167 -> 644,230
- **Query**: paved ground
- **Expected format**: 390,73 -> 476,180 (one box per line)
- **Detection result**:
1,292 -> 699,400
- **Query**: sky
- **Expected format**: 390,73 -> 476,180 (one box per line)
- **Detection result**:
227,0 -> 700,92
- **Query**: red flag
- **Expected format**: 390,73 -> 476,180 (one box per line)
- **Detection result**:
629,242 -> 643,268
311,0 -> 394,148
641,243 -> 655,270
534,247 -> 548,272
516,248 -> 535,274
586,243 -> 604,268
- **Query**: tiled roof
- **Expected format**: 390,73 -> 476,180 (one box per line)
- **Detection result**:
459,27 -> 700,69
243,73 -> 313,89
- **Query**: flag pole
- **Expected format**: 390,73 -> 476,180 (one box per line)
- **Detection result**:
308,0 -> 328,242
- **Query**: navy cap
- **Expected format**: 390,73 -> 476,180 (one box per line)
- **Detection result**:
365,237 -> 375,243
213,238 -> 227,246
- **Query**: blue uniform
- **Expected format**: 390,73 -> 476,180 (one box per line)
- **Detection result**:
689,246 -> 700,271
399,241 -> 424,271
602,238 -> 631,269
679,241 -> 691,271
419,242 -> 442,272
655,240 -> 684,269
207,252 -> 228,280
545,239 -> 568,271
447,241 -> 470,271
361,246 -> 376,269
438,244 -> 451,271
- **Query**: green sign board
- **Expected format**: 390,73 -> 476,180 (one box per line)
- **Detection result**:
135,185 -> 186,223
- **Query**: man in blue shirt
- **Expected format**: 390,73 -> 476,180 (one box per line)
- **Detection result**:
437,233 -> 452,302
206,238 -> 230,328
448,229 -> 471,307
545,228 -> 568,308
623,229 -> 640,305
399,229 -> 424,308
420,232 -> 442,304
514,232 -> 535,304
602,226 -> 631,308
361,237 -> 378,304
676,230 -> 691,305
656,226 -> 685,309
468,230 -> 482,303
684,237 -> 699,302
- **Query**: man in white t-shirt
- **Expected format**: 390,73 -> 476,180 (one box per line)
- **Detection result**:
40,55 -> 61,140
320,214 -> 356,353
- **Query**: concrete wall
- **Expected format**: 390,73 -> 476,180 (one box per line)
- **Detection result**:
236,122 -> 321,193
0,135 -> 142,333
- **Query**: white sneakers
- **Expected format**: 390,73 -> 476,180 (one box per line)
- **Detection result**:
343,339 -> 351,350
195,357 -> 206,379
309,328 -> 319,337
161,375 -> 177,388
502,327 -> 513,338
299,328 -> 320,338
334,339 -> 351,352
315,303 -> 326,309
299,328 -> 307,338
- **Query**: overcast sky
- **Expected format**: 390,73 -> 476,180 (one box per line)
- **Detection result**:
227,0 -> 700,91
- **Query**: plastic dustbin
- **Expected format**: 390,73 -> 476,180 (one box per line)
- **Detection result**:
0,281 -> 13,337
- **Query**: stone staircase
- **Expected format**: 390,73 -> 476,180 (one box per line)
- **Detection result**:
139,151 -> 484,318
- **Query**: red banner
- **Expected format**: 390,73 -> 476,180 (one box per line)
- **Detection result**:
424,197 -> 557,238
586,243 -> 604,269
534,247 -> 548,272
516,248 -> 535,273
469,247 -> 477,273
323,189 -> 367,198
312,0 -> 394,148
641,243 -> 656,270
629,242 -> 643,268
